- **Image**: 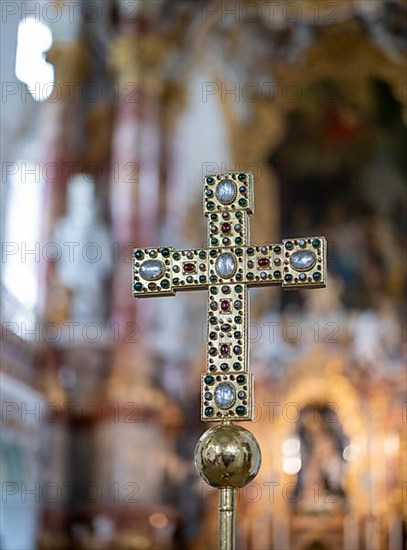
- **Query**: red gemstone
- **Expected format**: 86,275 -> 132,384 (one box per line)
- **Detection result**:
221,223 -> 231,234
220,300 -> 230,312
183,262 -> 196,273
220,344 -> 230,356
258,258 -> 270,268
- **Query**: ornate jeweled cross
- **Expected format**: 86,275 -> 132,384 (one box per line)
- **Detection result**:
133,172 -> 327,549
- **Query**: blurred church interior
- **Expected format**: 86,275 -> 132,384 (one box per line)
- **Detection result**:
1,0 -> 406,548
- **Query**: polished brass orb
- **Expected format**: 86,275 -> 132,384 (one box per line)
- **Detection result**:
194,422 -> 261,488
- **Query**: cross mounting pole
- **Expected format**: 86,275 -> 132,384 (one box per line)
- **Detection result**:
133,171 -> 327,422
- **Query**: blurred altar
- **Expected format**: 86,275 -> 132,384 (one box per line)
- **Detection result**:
1,1 -> 406,549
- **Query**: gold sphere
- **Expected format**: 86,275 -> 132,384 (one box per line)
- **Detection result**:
194,422 -> 261,488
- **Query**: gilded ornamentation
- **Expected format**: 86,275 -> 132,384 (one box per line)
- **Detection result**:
133,172 -> 327,422
133,171 -> 327,548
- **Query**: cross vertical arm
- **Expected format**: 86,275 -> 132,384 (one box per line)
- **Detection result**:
200,173 -> 254,421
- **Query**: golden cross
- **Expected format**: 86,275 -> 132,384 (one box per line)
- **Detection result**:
133,172 -> 327,422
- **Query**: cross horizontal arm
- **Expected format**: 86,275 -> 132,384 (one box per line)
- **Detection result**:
133,236 -> 326,297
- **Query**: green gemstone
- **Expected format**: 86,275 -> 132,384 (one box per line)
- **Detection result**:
235,237 -> 242,245
236,274 -> 242,281
235,285 -> 243,293
211,213 -> 218,221
199,251 -> 206,259
247,272 -> 254,280
247,247 -> 254,256
161,279 -> 170,288
235,248 -> 243,256
284,274 -> 293,282
273,270 -> 281,278
173,278 -> 180,285
199,275 -> 206,283
210,286 -> 218,293
234,331 -> 242,338
204,375 -> 215,385
274,246 -> 281,253
238,198 -> 247,207
206,177 -> 214,184
236,212 -> 242,219
209,317 -> 217,325
134,282 -> 142,291
135,250 -> 144,260
313,271 -> 322,281
211,238 -> 219,245
234,316 -> 242,323
312,238 -> 321,248
207,201 -> 215,210
238,173 -> 246,181
161,248 -> 170,257
210,250 -> 217,257
236,406 -> 247,416
233,362 -> 242,371
209,275 -> 218,283
205,406 -> 215,417
285,241 -> 293,250
236,375 -> 246,384
173,252 -> 180,260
